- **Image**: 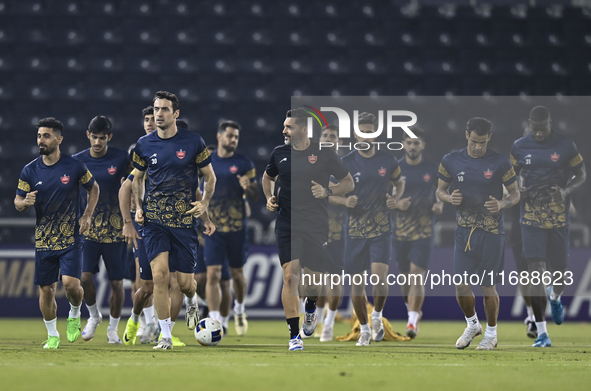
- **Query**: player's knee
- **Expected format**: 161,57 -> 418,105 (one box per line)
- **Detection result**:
283,270 -> 298,287
141,280 -> 154,296
230,267 -> 244,281
195,273 -> 207,287
63,280 -> 81,295
455,284 -> 472,296
152,270 -> 168,286
80,273 -> 93,287
39,284 -> 55,298
207,268 -> 222,284
110,279 -> 123,292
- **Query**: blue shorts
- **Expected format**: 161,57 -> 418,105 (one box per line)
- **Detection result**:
83,240 -> 127,280
204,230 -> 248,269
326,239 -> 345,274
344,234 -> 392,274
276,228 -> 327,272
521,224 -> 569,271
141,222 -> 197,274
195,241 -> 231,280
133,222 -> 153,280
454,226 -> 505,285
35,241 -> 83,286
394,236 -> 433,273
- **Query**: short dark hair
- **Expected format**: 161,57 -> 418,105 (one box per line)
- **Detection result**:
321,124 -> 339,139
153,91 -> 179,112
206,144 -> 216,152
402,125 -> 425,141
286,108 -> 309,127
142,106 -> 154,117
218,120 -> 241,133
36,117 -> 64,137
176,119 -> 189,130
358,112 -> 378,127
466,117 -> 492,136
88,115 -> 112,135
529,106 -> 550,123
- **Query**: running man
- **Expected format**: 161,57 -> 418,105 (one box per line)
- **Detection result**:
262,108 -> 353,351
510,106 -> 586,347
437,117 -> 520,350
131,91 -> 216,350
204,121 -> 258,336
331,112 -> 404,346
15,117 -> 100,348
393,127 -> 443,338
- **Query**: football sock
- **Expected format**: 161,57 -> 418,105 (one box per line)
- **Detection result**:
221,315 -> 229,329
69,304 -> 81,319
317,305 -> 325,324
131,312 -> 140,323
287,317 -> 300,339
209,311 -> 221,323
485,324 -> 497,337
159,318 -> 172,339
108,316 -> 120,332
536,321 -> 548,335
408,311 -> 420,327
550,287 -> 561,302
526,306 -> 534,320
86,303 -> 100,319
360,323 -> 370,334
44,318 -> 59,337
139,312 -> 146,329
371,309 -> 382,319
186,293 -> 197,307
305,298 -> 317,312
170,321 -> 175,333
325,309 -> 337,328
144,305 -> 155,323
466,314 -> 479,328
234,300 -> 245,315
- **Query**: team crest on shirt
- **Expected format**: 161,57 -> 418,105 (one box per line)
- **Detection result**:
308,154 -> 317,164
176,149 -> 186,159
108,166 -> 117,175
230,165 -> 238,174
378,167 -> 386,176
551,153 -> 560,162
61,175 -> 70,184
423,173 -> 431,182
484,169 -> 493,179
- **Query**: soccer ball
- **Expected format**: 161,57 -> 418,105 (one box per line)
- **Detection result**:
194,318 -> 223,346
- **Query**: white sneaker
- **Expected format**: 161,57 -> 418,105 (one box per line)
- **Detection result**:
234,313 -> 248,336
186,304 -> 199,330
320,324 -> 333,342
475,334 -> 497,350
82,312 -> 103,341
107,329 -> 122,344
455,324 -> 483,349
140,322 -> 158,344
356,331 -> 371,346
153,337 -> 172,350
299,329 -> 310,339
301,300 -> 317,337
289,335 -> 304,351
371,317 -> 385,342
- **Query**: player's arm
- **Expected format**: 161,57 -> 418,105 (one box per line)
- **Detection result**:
119,178 -> 141,248
437,179 -> 462,205
238,168 -> 259,203
194,187 -> 216,236
80,181 -> 100,235
132,169 -> 146,223
386,168 -> 405,209
484,181 -> 520,213
187,163 -> 216,218
551,165 -> 586,203
262,172 -> 279,212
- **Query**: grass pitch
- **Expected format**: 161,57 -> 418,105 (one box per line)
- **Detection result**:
0,318 -> 590,391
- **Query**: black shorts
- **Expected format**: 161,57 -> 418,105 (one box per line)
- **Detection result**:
276,228 -> 327,273
394,236 -> 434,273
521,224 -> 569,272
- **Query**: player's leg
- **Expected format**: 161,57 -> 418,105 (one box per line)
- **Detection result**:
394,240 -> 411,305
315,292 -> 326,338
370,261 -> 389,342
301,265 -> 322,337
282,259 -> 303,350
151,252 -> 173,348
345,238 -> 371,346
228,236 -> 249,336
513,241 -> 536,338
545,226 -> 569,326
81,240 -> 103,341
220,277 -> 231,335
321,239 -> 344,342
406,262 -> 426,338
60,243 -> 85,343
351,277 -> 370,346
102,242 -> 127,344
206,266 -> 223,322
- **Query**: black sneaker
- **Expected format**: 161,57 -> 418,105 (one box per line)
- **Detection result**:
526,320 -> 537,339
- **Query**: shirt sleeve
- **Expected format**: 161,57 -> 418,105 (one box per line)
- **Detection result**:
327,149 -> 349,181
437,155 -> 452,183
390,158 -> 401,182
16,167 -> 31,197
265,149 -> 279,178
509,142 -> 520,170
566,140 -> 584,170
130,142 -> 147,171
245,158 -> 256,182
500,158 -> 517,187
194,135 -> 212,168
127,169 -> 137,182
78,161 -> 95,190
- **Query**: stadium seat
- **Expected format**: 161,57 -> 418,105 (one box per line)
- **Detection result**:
87,19 -> 123,44
86,46 -> 123,71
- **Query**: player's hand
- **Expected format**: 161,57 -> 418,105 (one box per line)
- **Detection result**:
519,186 -> 528,200
550,186 -> 567,203
203,220 -> 216,236
484,195 -> 503,213
432,202 -> 443,215
345,195 -> 358,208
186,200 -> 208,218
396,196 -> 411,211
311,180 -> 328,198
266,196 -> 278,212
79,214 -> 91,235
24,190 -> 38,206
237,175 -> 250,190
386,194 -> 397,209
135,209 -> 144,225
451,189 -> 463,206
123,220 -> 141,249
